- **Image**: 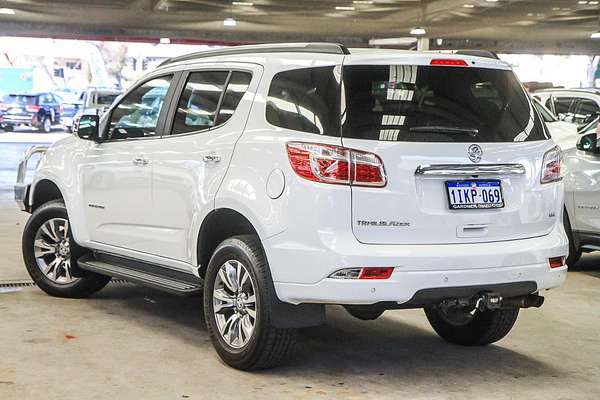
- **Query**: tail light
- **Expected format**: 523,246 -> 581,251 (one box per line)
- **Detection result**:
286,142 -> 386,187
430,59 -> 469,67
0,102 -> 7,111
59,105 -> 64,113
549,256 -> 565,269
541,146 -> 562,184
329,267 -> 395,280
25,105 -> 41,113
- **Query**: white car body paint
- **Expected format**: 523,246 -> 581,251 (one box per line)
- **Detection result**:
26,48 -> 568,305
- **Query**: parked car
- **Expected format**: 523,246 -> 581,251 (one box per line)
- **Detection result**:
0,92 -> 62,132
532,97 -> 578,149
63,87 -> 122,132
15,44 -> 568,370
533,88 -> 600,128
532,95 -> 600,266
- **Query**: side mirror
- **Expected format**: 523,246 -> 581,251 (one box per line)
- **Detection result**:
577,132 -> 600,154
75,115 -> 100,142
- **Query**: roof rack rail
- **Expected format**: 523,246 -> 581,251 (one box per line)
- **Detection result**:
159,42 -> 351,67
448,50 -> 500,60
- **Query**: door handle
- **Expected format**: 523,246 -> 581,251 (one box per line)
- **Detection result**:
203,154 -> 221,163
132,157 -> 149,166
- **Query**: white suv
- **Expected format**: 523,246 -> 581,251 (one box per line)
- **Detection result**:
15,43 -> 568,370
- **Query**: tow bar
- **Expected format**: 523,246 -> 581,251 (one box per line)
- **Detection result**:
440,292 -> 545,311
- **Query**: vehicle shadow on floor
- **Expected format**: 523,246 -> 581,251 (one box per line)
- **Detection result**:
571,252 -> 600,279
87,284 -> 559,381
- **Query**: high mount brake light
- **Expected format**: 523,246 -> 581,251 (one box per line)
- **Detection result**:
541,146 -> 562,184
430,59 -> 469,67
286,142 -> 386,187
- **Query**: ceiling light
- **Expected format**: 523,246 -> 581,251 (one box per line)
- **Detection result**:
578,1 -> 588,4
591,31 -> 600,39
463,4 -> 475,8
223,17 -> 237,26
335,6 -> 356,10
159,37 -> 171,44
353,0 -> 373,4
0,8 -> 15,15
232,1 -> 253,5
485,0 -> 498,2
590,0 -> 599,4
410,27 -> 427,35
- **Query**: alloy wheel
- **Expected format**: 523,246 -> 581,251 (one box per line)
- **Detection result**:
213,259 -> 257,349
33,218 -> 77,284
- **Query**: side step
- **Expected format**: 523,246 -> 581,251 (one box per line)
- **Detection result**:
78,253 -> 203,296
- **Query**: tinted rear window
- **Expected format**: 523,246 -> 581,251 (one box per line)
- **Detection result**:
266,66 -> 340,136
6,95 -> 37,105
97,93 -> 119,106
342,65 -> 548,142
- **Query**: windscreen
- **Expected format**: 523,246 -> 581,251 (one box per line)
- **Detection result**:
342,65 -> 548,142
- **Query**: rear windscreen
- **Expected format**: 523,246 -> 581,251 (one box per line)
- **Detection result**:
97,93 -> 119,106
342,65 -> 548,142
6,95 -> 37,105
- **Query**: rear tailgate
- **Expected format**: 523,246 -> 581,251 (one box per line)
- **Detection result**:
341,55 -> 561,245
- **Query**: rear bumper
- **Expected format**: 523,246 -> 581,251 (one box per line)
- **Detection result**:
274,263 -> 566,305
266,223 -> 568,305
2,114 -> 36,126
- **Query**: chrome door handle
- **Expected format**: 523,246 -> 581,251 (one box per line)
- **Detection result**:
203,154 -> 221,163
132,157 -> 149,166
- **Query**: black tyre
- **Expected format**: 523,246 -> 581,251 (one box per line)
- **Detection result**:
344,305 -> 385,321
563,210 -> 581,267
203,235 -> 296,370
40,116 -> 52,133
4,125 -> 14,132
424,306 -> 519,346
22,200 -> 110,298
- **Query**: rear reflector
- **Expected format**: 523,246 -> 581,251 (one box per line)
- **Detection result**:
430,59 -> 469,67
549,256 -> 566,269
287,142 -> 386,187
329,267 -> 394,280
358,267 -> 394,280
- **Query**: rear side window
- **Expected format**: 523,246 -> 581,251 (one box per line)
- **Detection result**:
553,97 -> 575,116
266,66 -> 340,136
172,71 -> 229,135
574,99 -> 600,125
215,71 -> 252,126
342,65 -> 548,142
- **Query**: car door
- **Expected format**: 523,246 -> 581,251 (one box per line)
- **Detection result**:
81,74 -> 178,256
571,141 -> 600,233
150,64 -> 261,264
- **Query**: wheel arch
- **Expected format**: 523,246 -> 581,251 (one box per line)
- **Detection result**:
196,208 -> 259,279
30,179 -> 64,212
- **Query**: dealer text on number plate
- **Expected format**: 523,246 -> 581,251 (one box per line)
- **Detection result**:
446,180 -> 504,209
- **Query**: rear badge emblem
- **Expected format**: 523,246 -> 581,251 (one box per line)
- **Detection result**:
467,144 -> 483,163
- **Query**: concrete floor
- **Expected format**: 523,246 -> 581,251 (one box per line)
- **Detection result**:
1,134 -> 600,399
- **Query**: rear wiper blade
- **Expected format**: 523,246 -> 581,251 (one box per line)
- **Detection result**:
409,126 -> 479,136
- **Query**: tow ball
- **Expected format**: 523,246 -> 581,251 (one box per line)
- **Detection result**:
440,292 -> 545,311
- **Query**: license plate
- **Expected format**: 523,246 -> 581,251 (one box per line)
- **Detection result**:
445,180 -> 504,210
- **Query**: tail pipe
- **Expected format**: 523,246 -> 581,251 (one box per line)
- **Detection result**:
501,294 -> 545,309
